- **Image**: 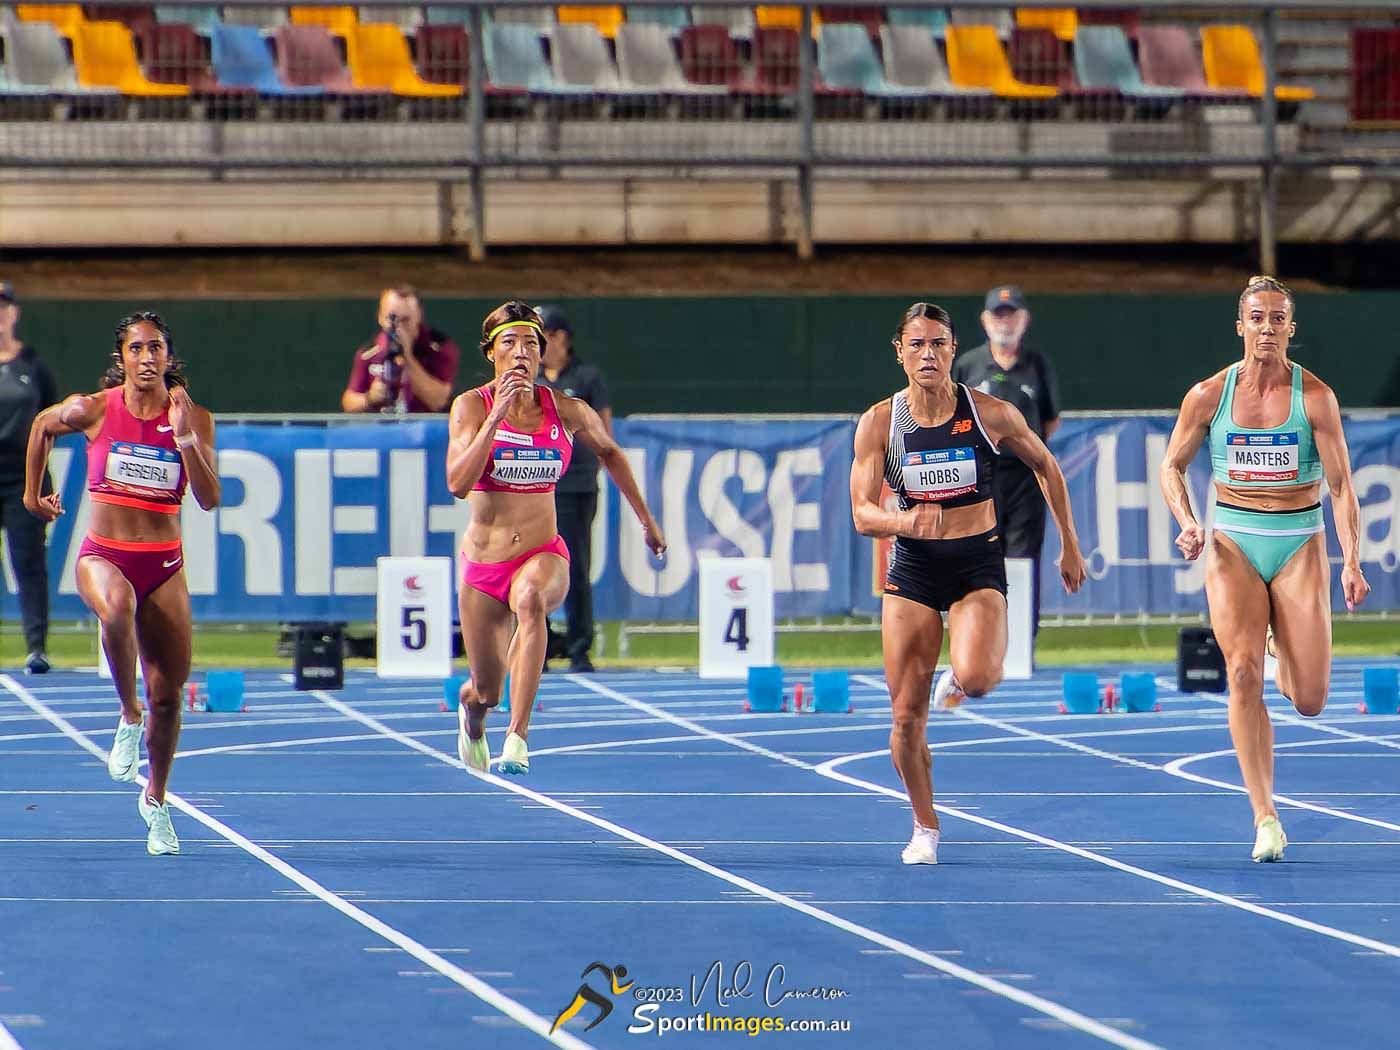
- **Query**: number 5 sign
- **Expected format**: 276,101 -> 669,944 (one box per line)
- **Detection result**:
698,557 -> 775,679
376,556 -> 453,678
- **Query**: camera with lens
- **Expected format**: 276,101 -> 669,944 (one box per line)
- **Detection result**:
381,312 -> 405,385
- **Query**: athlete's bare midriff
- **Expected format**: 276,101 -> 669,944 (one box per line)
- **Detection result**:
463,489 -> 559,562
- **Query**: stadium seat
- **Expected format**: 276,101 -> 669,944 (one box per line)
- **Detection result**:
211,22 -> 324,93
627,6 -> 688,31
678,23 -> 742,88
1201,25 -> 1315,101
1077,6 -> 1138,36
1014,6 -> 1074,43
1136,25 -> 1229,95
17,4 -> 86,35
2,20 -> 90,90
358,6 -> 423,31
291,5 -> 359,34
1074,25 -> 1182,98
557,5 -> 623,39
484,6 -> 557,28
886,6 -> 947,36
755,6 -> 802,32
817,6 -> 884,40
819,22 -> 921,96
483,22 -> 554,90
347,23 -> 461,94
550,22 -> 621,89
946,24 -> 1056,97
275,23 -> 367,90
880,22 -> 987,93
139,21 -> 255,91
616,23 -> 709,91
219,5 -> 289,28
73,19 -> 190,93
414,23 -> 469,86
948,6 -> 1012,39
84,5 -> 156,33
749,25 -> 799,92
154,5 -> 221,32
1351,28 -> 1400,121
690,6 -> 754,39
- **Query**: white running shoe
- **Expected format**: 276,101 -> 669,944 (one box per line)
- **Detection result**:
932,669 -> 966,712
457,703 -> 490,773
107,714 -> 144,782
1251,815 -> 1287,863
901,825 -> 940,865
138,793 -> 180,856
500,732 -> 529,775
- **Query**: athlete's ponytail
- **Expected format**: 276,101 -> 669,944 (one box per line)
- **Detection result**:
102,311 -> 188,391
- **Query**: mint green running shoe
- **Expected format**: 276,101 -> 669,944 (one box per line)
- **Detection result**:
457,703 -> 490,773
107,714 -> 144,782
500,732 -> 529,775
139,793 -> 180,856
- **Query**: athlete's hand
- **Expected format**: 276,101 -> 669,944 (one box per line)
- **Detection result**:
492,367 -> 531,417
642,518 -> 667,559
24,491 -> 62,523
1175,522 -> 1206,561
1058,544 -> 1087,594
1342,564 -> 1370,611
168,386 -> 195,438
899,503 -> 942,540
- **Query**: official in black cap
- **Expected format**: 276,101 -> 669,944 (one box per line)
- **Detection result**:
951,286 -> 1061,642
0,282 -> 59,672
536,305 -> 611,672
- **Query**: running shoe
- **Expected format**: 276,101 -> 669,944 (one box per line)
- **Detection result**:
1251,815 -> 1287,863
107,714 -> 144,782
24,650 -> 51,675
932,669 -> 966,712
901,825 -> 940,865
457,703 -> 490,773
138,793 -> 180,856
500,732 -> 530,775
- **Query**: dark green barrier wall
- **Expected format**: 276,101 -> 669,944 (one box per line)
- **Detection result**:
20,294 -> 1400,413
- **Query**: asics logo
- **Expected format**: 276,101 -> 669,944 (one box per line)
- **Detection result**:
157,425 -> 174,433
951,419 -> 973,435
162,558 -> 181,568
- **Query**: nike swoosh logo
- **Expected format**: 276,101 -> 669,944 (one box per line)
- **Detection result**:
157,425 -> 174,433
162,558 -> 181,568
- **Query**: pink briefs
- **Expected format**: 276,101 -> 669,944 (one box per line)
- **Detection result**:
77,533 -> 185,604
460,535 -> 570,606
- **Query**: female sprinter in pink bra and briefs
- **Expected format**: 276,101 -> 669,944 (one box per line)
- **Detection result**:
448,301 -> 666,775
24,312 -> 220,856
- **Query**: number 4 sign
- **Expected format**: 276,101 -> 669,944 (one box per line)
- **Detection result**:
376,556 -> 453,678
699,557 -> 775,679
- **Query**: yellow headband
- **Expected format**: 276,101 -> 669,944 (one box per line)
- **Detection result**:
486,319 -> 542,345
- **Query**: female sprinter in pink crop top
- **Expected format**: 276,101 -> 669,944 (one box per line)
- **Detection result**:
447,300 -> 666,776
24,312 -> 220,857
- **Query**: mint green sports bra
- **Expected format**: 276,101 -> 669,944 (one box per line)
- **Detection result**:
1208,363 -> 1322,488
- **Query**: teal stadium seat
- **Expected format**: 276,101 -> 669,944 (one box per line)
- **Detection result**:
1074,25 -> 1183,98
818,22 -> 923,96
484,22 -> 555,90
886,6 -> 947,35
154,5 -> 223,32
628,6 -> 689,30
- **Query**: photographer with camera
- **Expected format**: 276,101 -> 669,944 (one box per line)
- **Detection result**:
342,286 -> 460,414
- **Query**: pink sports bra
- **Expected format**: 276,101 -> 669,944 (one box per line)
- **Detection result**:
472,382 -> 574,494
87,387 -> 187,515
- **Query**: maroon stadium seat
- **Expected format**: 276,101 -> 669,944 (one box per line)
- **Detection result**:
679,24 -> 742,89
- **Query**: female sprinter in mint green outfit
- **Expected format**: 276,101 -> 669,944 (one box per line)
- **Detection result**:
1161,276 -> 1369,863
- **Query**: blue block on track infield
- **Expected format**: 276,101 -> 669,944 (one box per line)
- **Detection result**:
205,671 -> 245,712
443,676 -> 468,711
1120,672 -> 1157,712
1061,672 -> 1099,714
746,666 -> 784,713
811,670 -> 850,713
1362,668 -> 1400,715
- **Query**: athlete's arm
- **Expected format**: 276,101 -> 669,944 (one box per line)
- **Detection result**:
978,394 -> 1086,593
22,393 -> 104,522
1159,380 -> 1217,561
848,402 -> 940,540
1308,376 -> 1369,610
446,386 -> 509,498
556,394 -> 666,556
171,388 -> 221,510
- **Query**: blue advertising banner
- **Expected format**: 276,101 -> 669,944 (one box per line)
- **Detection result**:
7,413 -> 1398,623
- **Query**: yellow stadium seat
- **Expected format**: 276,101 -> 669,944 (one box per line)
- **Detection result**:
946,25 -> 1058,98
557,5 -> 625,38
290,5 -> 359,34
73,20 -> 189,95
16,4 -> 86,36
1015,8 -> 1077,44
1201,25 -> 1315,101
347,24 -> 462,96
755,6 -> 802,31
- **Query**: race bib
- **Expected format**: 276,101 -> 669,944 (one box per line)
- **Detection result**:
1225,432 -> 1299,483
105,442 -> 182,492
490,447 -> 564,486
902,447 -> 978,501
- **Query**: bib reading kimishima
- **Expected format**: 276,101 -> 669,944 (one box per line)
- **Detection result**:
490,447 -> 565,486
1225,433 -> 1300,483
105,442 -> 182,492
901,447 -> 978,501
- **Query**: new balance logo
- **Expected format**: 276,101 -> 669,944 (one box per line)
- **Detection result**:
951,419 -> 973,435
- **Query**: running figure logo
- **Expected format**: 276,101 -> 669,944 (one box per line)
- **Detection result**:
550,962 -> 634,1033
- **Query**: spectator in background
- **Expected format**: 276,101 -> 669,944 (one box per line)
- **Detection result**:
536,306 -> 610,674
0,282 -> 58,673
951,286 -> 1061,642
342,286 -> 460,414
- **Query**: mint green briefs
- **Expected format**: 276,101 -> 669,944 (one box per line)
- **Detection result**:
1213,503 -> 1324,583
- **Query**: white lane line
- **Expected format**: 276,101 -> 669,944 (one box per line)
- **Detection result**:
576,675 -> 1400,962
309,689 -> 1161,1050
1198,695 -> 1400,752
0,674 -> 593,1050
0,1019 -> 25,1050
